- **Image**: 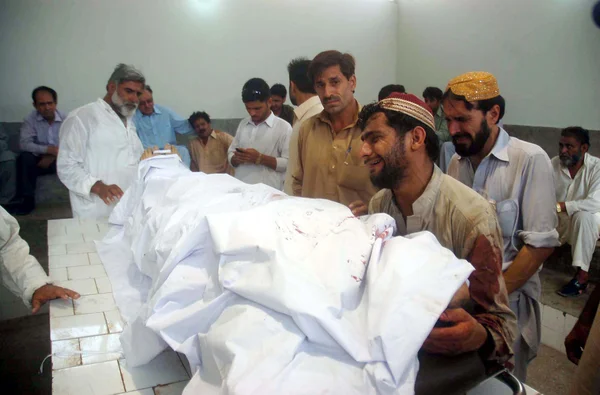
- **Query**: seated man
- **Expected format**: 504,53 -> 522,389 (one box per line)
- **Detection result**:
187,111 -> 233,175
270,83 -> 295,126
1,206 -> 79,312
133,85 -> 191,167
377,84 -> 405,101
359,93 -> 516,365
58,63 -> 145,218
0,124 -> 18,212
228,78 -> 291,191
18,86 -> 67,214
553,127 -> 600,297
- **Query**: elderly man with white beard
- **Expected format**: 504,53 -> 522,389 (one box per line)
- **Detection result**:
57,63 -> 146,218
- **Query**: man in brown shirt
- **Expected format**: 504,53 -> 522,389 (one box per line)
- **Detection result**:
187,111 -> 234,175
360,93 -> 516,366
292,50 -> 377,210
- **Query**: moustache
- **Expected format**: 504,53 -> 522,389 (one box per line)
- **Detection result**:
452,133 -> 472,141
323,96 -> 341,104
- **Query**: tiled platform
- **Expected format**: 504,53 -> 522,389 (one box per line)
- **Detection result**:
48,219 -> 191,395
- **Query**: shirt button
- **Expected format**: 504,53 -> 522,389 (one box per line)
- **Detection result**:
331,165 -> 336,169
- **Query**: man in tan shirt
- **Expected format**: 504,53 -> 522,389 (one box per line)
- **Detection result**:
360,93 -> 516,368
187,111 -> 233,175
292,50 -> 377,209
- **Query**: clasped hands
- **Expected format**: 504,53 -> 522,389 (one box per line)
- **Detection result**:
232,148 -> 262,165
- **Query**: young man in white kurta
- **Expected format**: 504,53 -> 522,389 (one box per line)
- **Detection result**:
552,127 -> 600,297
58,64 -> 145,218
228,78 -> 291,191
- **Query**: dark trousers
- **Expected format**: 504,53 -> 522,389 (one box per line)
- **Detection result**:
18,152 -> 56,199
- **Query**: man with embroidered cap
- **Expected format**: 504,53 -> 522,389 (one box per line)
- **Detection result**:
443,71 -> 559,381
292,50 -> 377,212
359,92 -> 516,375
553,127 -> 600,297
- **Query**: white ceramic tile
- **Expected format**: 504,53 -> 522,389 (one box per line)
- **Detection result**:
153,380 -> 189,395
48,233 -> 84,246
49,244 -> 67,256
84,233 -> 104,243
120,350 -> 189,391
66,241 -> 96,254
74,293 -> 116,315
52,360 -> 124,395
565,313 -> 578,335
68,264 -> 106,280
541,325 -> 564,352
116,389 -> 154,395
47,223 -> 67,238
52,339 -> 81,370
51,312 -> 108,341
79,333 -> 123,364
50,299 -> 74,318
96,277 -> 113,293
50,254 -> 90,269
56,279 -> 98,296
50,267 -> 68,282
105,310 -> 125,333
98,223 -> 110,235
88,252 -> 102,265
50,218 -> 79,227
542,305 -> 565,334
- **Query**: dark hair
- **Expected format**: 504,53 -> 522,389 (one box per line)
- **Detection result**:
308,50 -> 355,85
378,84 -> 405,101
32,86 -> 57,103
442,89 -> 506,124
358,103 -> 440,162
422,87 -> 443,102
287,58 -> 316,94
561,126 -> 590,146
242,78 -> 270,103
144,85 -> 153,93
188,111 -> 211,126
270,83 -> 287,98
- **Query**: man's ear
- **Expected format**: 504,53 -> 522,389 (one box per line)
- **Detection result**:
410,126 -> 427,151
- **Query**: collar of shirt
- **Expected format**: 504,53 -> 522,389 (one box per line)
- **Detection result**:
246,111 -> 276,128
35,110 -> 64,123
560,152 -> 592,178
457,127 -> 511,164
97,98 -> 134,125
294,96 -> 322,122
410,165 -> 443,222
315,100 -> 361,132
209,130 -> 217,139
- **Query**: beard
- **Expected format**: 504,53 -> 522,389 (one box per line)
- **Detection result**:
560,152 -> 582,167
452,119 -> 491,157
111,90 -> 137,117
290,92 -> 298,106
370,137 -> 407,190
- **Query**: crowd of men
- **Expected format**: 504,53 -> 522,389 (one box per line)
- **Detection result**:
0,49 -> 599,393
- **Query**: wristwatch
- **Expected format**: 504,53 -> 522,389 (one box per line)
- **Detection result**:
556,203 -> 562,213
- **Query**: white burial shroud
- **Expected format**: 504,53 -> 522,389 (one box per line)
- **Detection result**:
96,155 -> 474,395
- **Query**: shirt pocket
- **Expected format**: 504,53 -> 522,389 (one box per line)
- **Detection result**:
496,199 -> 519,257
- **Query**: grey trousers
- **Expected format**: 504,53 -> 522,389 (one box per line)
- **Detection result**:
0,159 -> 17,204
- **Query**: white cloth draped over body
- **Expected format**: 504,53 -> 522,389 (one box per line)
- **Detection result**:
57,98 -> 144,218
96,155 -> 474,395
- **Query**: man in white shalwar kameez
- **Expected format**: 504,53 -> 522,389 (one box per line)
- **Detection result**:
553,127 -> 600,297
57,63 -> 146,218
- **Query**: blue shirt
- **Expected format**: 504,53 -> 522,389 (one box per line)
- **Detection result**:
133,104 -> 191,148
20,109 -> 67,154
